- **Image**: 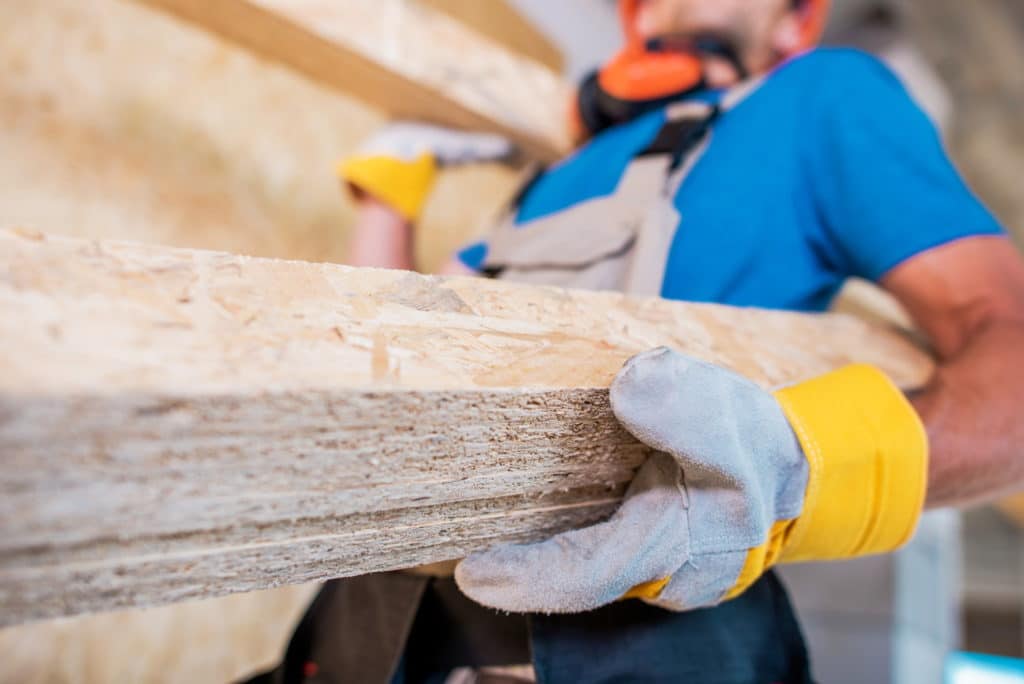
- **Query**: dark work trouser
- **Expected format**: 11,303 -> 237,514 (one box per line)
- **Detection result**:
243,570 -> 813,684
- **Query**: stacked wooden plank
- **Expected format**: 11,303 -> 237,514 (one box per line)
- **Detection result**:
0,228 -> 933,625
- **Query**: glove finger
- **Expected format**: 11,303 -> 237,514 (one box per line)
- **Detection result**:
433,131 -> 514,166
359,123 -> 435,161
455,453 -> 689,614
644,548 -> 749,612
611,347 -> 798,478
610,347 -> 807,556
610,347 -> 761,462
359,122 -> 514,164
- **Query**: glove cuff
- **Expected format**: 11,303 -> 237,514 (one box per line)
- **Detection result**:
774,364 -> 929,563
337,153 -> 438,221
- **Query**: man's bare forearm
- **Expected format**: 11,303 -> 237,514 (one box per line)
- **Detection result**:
348,197 -> 416,271
913,319 -> 1024,508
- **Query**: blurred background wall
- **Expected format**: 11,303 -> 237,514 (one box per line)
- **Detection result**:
0,0 -> 1021,681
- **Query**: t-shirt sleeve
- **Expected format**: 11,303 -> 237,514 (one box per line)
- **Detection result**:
803,51 -> 1004,282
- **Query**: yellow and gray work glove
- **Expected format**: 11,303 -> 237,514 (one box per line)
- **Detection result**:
455,347 -> 928,613
337,122 -> 514,221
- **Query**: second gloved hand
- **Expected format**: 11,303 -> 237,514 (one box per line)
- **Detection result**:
338,122 -> 514,221
455,347 -> 928,614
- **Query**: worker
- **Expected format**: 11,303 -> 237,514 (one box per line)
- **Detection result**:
249,0 -> 1024,682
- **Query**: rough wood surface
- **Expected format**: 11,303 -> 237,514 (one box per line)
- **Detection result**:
132,0 -> 572,162
0,228 -> 934,625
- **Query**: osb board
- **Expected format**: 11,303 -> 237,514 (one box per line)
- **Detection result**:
0,0 -> 519,274
0,229 -> 932,396
0,229 -> 934,628
133,0 -> 572,160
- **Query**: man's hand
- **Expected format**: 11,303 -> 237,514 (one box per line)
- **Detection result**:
338,122 -> 514,222
455,348 -> 928,614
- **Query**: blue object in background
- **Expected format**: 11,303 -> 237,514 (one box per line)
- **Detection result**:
947,652 -> 1024,684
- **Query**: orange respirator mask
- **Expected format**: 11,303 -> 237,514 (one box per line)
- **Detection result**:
573,0 -> 830,139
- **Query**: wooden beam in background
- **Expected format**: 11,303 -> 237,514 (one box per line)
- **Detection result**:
132,0 -> 572,162
421,0 -> 564,72
0,228 -> 933,625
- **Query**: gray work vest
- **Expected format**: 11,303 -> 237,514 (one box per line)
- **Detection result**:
480,98 -> 721,298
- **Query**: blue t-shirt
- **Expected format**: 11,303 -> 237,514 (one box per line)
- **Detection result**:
459,48 -> 1003,312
